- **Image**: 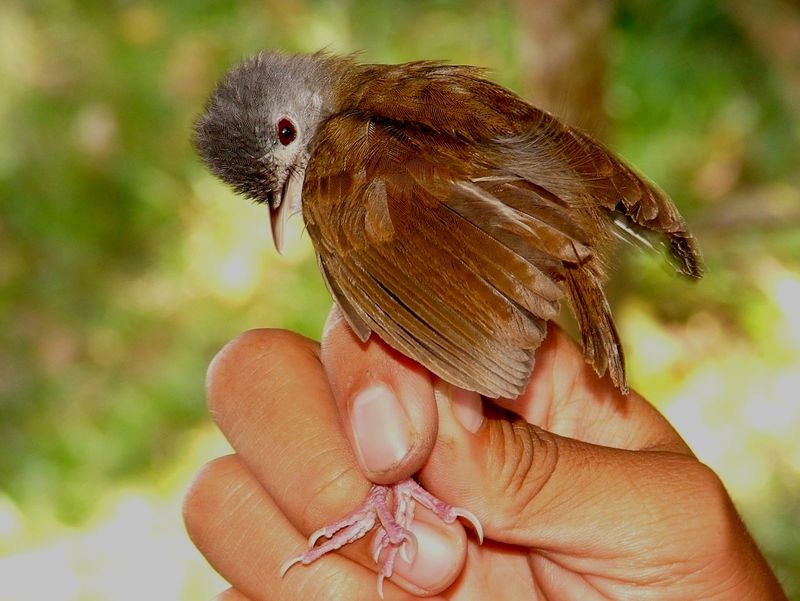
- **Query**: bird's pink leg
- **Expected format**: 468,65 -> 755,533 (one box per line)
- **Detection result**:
281,478 -> 482,598
398,479 -> 483,542
279,484 -> 414,577
372,480 -> 419,597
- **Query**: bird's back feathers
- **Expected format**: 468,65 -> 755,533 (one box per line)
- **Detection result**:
300,59 -> 700,397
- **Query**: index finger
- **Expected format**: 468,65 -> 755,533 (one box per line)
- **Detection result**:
206,329 -> 368,536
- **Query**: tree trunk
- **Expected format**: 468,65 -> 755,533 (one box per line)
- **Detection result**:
725,0 -> 800,111
516,0 -> 613,138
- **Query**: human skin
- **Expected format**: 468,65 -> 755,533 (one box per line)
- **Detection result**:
183,307 -> 787,600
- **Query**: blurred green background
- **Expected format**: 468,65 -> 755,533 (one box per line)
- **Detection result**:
1,0 -> 798,599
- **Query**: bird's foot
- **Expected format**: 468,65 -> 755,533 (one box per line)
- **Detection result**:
280,477 -> 483,598
392,478 -> 483,543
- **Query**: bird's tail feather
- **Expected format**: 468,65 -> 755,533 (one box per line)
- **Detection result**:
564,268 -> 628,394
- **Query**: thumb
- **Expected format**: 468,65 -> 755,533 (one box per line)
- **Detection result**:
420,380 -> 719,557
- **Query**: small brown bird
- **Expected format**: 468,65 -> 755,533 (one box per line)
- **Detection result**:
195,51 -> 702,594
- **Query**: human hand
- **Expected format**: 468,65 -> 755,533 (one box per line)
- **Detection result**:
184,306 -> 787,600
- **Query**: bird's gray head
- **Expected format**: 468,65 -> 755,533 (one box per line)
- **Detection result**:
194,51 -> 337,251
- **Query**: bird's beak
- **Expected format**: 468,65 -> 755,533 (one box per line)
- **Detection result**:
269,167 -> 305,255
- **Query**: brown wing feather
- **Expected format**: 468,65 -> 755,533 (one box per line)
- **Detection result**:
317,255 -> 371,342
304,113 -> 579,397
304,63 -> 702,396
565,268 -> 627,393
497,119 -> 704,278
346,62 -> 702,277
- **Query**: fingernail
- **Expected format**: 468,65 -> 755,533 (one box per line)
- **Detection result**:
451,385 -> 484,433
392,519 -> 456,590
436,381 -> 483,433
351,385 -> 411,473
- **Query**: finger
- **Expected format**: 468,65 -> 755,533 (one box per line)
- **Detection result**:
205,330 -> 464,594
321,306 -> 439,484
183,455 -> 432,601
420,381 -> 722,561
207,329 -> 367,536
213,588 -> 252,601
497,324 -> 691,454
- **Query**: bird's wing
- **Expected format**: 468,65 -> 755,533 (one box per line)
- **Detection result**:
303,112 -> 591,398
495,125 -> 704,278
348,61 -> 703,278
305,63 -> 701,396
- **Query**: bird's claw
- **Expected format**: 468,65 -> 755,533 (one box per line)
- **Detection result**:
377,571 -> 386,599
279,478 -> 482,599
452,506 -> 484,544
371,532 -> 385,563
279,555 -> 304,578
307,526 -> 327,548
399,530 -> 418,563
371,526 -> 417,565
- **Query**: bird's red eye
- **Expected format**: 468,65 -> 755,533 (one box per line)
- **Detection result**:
277,118 -> 296,145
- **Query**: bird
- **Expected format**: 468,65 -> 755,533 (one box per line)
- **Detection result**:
194,50 -> 703,595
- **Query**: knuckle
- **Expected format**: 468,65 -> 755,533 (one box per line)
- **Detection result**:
487,419 -> 559,528
650,456 -> 741,565
313,572 -> 357,601
298,461 -> 366,534
685,461 -> 740,553
182,454 -> 242,537
205,328 -> 308,417
213,589 -> 249,601
301,569 -> 365,601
